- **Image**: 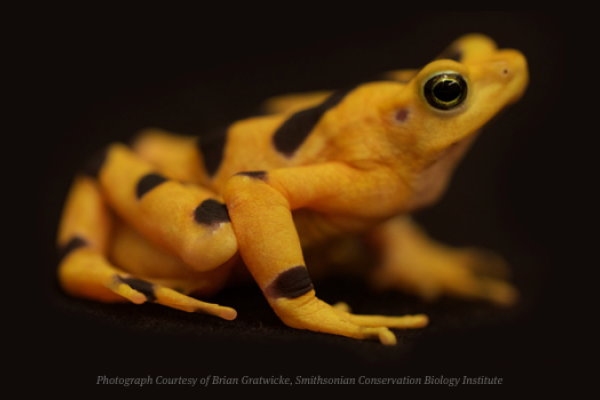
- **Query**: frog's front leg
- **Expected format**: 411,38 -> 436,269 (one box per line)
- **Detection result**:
223,163 -> 428,345
368,216 -> 517,306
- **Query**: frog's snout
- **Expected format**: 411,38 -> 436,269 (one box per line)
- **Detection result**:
496,49 -> 529,103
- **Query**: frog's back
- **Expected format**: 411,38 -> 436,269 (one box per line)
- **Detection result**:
204,80 -> 408,194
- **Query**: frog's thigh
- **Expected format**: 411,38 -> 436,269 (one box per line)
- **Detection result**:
223,166 -> 427,345
369,216 -> 517,306
57,174 -> 236,320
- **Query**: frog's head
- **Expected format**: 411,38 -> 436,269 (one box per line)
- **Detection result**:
384,34 -> 528,209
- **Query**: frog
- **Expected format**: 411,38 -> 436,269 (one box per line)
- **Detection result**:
57,34 -> 528,345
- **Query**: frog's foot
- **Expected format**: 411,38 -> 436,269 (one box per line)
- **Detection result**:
369,217 -> 518,306
111,276 -> 237,320
58,246 -> 237,320
370,245 -> 517,306
271,293 -> 428,345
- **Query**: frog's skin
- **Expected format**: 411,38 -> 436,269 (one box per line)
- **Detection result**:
57,34 -> 528,345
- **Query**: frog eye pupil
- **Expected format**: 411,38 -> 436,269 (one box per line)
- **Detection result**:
424,73 -> 467,110
433,80 -> 461,102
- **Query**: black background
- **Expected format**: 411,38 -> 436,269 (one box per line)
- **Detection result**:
27,11 -> 580,395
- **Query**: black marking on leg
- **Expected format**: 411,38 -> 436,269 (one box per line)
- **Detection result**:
58,236 -> 88,261
235,171 -> 267,181
194,199 -> 230,225
265,266 -> 314,299
273,89 -> 352,156
81,146 -> 109,179
136,173 -> 168,200
117,277 -> 157,302
197,127 -> 228,177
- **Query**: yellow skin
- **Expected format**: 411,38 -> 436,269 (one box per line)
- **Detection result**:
57,34 -> 528,345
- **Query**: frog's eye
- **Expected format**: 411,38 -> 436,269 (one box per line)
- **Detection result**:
424,73 -> 467,110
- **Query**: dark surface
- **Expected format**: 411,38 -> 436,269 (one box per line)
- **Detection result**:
30,11 -> 578,394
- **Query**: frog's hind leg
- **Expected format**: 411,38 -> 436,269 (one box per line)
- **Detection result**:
57,175 -> 236,320
368,216 -> 518,306
89,142 -> 238,272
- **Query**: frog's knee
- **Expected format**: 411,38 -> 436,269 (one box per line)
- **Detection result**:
224,170 -> 268,193
223,171 -> 288,211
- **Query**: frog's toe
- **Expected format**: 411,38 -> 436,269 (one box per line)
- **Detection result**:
108,276 -> 149,304
459,247 -> 512,279
347,312 -> 429,329
331,301 -> 352,312
442,248 -> 518,306
151,285 -> 237,320
439,269 -> 519,306
330,301 -> 429,327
